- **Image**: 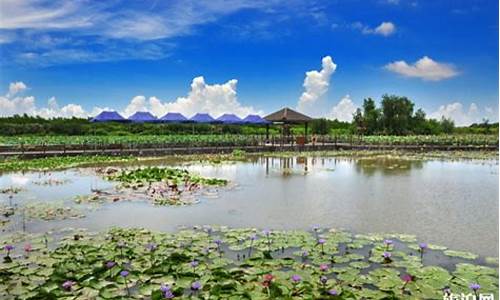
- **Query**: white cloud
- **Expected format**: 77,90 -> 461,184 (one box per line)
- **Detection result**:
373,22 -> 396,36
121,76 -> 260,118
0,78 -> 260,119
385,56 -> 459,81
36,97 -> 87,119
297,56 -> 337,116
0,0 -> 287,65
429,102 -> 497,126
353,21 -> 396,36
7,81 -> 28,97
0,82 -> 87,118
328,95 -> 358,122
123,96 -> 148,117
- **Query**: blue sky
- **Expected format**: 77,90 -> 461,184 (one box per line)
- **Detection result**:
0,0 -> 498,125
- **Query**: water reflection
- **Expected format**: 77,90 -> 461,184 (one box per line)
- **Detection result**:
261,156 -> 423,177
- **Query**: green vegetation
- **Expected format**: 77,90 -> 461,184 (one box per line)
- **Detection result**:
0,155 -> 137,172
0,227 -> 497,299
334,134 -> 498,146
351,95 -> 499,135
109,167 -> 228,186
0,133 -> 497,148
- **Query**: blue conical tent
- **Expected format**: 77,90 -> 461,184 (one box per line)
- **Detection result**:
190,113 -> 215,123
242,114 -> 270,124
128,111 -> 157,123
159,112 -> 188,123
216,114 -> 242,124
91,111 -> 127,122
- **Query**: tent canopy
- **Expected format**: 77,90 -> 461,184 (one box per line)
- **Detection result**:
264,107 -> 312,124
91,111 -> 127,122
159,112 -> 188,123
216,113 -> 242,124
190,113 -> 215,123
128,111 -> 157,123
242,114 -> 270,124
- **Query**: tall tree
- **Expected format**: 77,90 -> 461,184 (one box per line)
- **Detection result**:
381,94 -> 415,135
362,98 -> 381,134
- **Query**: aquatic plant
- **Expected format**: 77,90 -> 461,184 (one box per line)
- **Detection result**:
0,227 -> 497,299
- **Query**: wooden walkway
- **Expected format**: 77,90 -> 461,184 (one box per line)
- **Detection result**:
0,143 -> 497,159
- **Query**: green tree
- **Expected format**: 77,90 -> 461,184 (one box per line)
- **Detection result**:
352,108 -> 366,134
362,98 -> 381,134
381,94 -> 415,135
440,117 -> 455,134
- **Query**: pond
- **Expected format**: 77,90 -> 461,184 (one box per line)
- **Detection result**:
0,155 -> 498,258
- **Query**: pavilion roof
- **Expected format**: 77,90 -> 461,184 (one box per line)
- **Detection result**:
264,107 -> 313,123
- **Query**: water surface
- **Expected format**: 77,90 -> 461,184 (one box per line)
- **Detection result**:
1,156 -> 497,257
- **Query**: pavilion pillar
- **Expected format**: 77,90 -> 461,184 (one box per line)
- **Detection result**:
304,122 -> 308,143
266,124 -> 269,140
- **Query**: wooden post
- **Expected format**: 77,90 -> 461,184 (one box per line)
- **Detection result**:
304,122 -> 308,143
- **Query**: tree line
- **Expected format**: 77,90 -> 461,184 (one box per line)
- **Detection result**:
311,94 -> 497,135
0,94 -> 497,136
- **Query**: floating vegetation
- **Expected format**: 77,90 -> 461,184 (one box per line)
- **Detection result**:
0,226 -> 497,299
0,187 -> 24,195
22,203 -> 85,221
94,167 -> 229,206
108,167 -> 228,186
32,178 -> 71,186
0,155 -> 138,172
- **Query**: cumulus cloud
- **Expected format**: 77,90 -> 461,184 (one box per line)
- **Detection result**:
352,21 -> 396,36
0,78 -> 261,119
385,56 -> 459,81
120,76 -> 260,118
329,95 -> 358,122
297,56 -> 337,116
429,102 -> 498,126
6,81 -> 28,97
373,22 -> 396,36
0,81 -> 87,118
123,96 -> 148,117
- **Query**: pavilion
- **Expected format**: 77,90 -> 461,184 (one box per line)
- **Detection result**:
264,107 -> 313,142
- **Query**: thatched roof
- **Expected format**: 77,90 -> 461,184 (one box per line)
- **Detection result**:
264,107 -> 313,123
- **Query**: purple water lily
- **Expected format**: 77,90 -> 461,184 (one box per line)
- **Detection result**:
163,290 -> 175,299
320,264 -> 329,272
318,238 -> 326,255
4,245 -> 14,253
291,274 -> 302,283
382,251 -> 393,263
160,284 -> 171,292
470,283 -> 481,297
328,289 -> 338,295
105,261 -> 116,269
320,276 -> 328,285
418,243 -> 427,260
146,243 -> 157,252
62,280 -> 75,291
191,281 -> 202,291
384,239 -> 393,250
120,270 -> 129,277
